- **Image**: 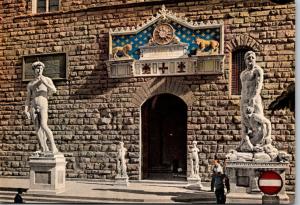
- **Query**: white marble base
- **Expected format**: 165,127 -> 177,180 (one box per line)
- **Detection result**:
115,175 -> 129,187
226,192 -> 289,204
186,177 -> 203,190
226,161 -> 290,204
28,153 -> 66,195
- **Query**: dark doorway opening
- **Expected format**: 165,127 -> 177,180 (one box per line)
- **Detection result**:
141,94 -> 187,180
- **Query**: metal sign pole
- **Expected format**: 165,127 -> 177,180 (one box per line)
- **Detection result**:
262,194 -> 280,204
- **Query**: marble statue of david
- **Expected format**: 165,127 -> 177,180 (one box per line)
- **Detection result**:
25,61 -> 58,154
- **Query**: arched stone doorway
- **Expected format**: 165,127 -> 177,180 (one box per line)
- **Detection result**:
141,93 -> 187,180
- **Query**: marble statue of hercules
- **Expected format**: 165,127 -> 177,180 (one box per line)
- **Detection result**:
239,51 -> 264,151
24,61 -> 58,154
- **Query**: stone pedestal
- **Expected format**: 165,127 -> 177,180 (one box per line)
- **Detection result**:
225,161 -> 290,204
115,175 -> 129,187
186,177 -> 203,190
28,153 -> 66,194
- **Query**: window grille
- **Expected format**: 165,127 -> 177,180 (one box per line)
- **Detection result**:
231,48 -> 251,95
34,0 -> 59,13
49,0 -> 59,12
37,0 -> 46,13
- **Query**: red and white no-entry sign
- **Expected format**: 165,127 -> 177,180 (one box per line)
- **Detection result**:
258,171 -> 283,195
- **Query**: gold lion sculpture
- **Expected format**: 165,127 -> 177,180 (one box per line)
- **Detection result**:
112,44 -> 132,59
195,37 -> 219,55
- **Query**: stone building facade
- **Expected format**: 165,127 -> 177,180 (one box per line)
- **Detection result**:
0,0 -> 295,191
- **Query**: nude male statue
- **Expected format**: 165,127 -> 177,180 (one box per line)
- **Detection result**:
116,141 -> 128,177
24,61 -> 58,154
246,106 -> 272,147
238,51 -> 264,152
190,141 -> 200,178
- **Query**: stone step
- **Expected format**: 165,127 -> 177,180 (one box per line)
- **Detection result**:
0,189 -> 217,204
136,179 -> 187,184
171,191 -> 216,203
0,191 -> 143,203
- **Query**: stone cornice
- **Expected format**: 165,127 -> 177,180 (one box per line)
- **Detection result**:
110,5 -> 223,35
226,161 -> 290,169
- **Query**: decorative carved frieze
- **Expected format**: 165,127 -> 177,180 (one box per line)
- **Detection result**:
107,55 -> 224,78
106,5 -> 224,78
226,161 -> 290,169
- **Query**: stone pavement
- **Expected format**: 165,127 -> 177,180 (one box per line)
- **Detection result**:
0,177 -> 295,204
0,177 -> 216,203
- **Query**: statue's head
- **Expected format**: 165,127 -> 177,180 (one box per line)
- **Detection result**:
246,106 -> 254,117
244,51 -> 256,68
244,51 -> 256,60
32,61 -> 45,76
124,44 -> 132,52
192,141 -> 197,146
225,149 -> 238,161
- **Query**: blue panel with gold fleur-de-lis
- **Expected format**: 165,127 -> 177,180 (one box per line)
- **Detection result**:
112,22 -> 220,60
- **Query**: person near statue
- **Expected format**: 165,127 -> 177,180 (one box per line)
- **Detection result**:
116,141 -> 128,177
212,163 -> 230,204
190,141 -> 200,178
14,188 -> 24,203
24,61 -> 58,154
210,159 -> 223,191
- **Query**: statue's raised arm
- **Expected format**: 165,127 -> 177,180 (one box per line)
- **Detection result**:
25,61 -> 58,154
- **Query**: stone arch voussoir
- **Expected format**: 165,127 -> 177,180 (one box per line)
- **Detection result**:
131,77 -> 196,107
225,34 -> 264,54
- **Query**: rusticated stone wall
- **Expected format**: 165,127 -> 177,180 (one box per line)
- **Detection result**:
0,0 -> 295,191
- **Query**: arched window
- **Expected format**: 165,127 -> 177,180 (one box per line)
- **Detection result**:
231,47 -> 252,95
